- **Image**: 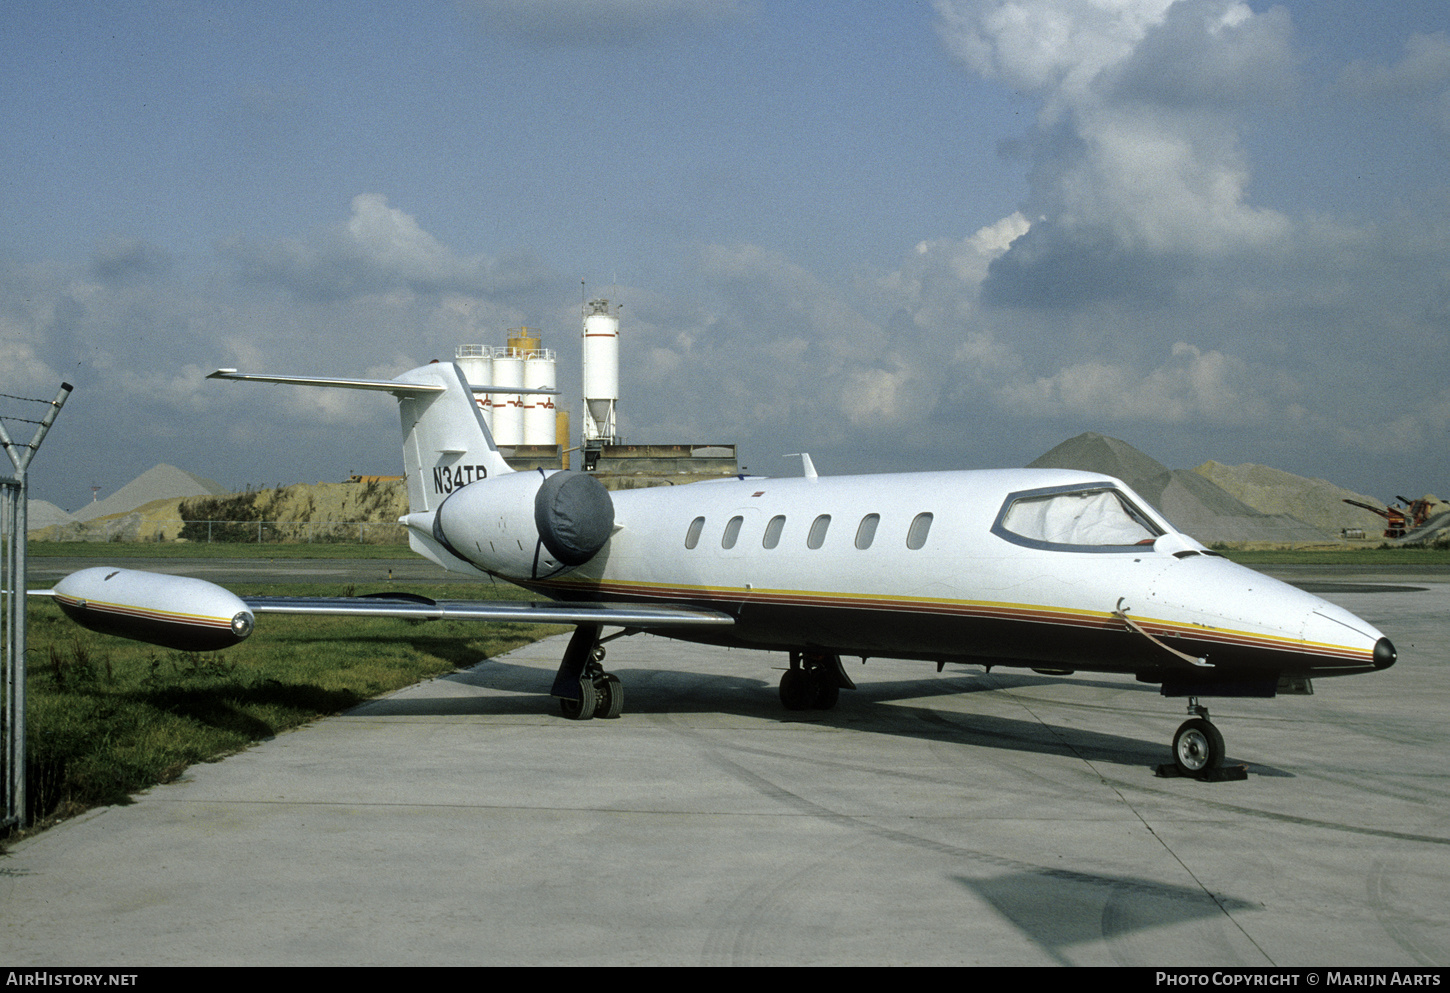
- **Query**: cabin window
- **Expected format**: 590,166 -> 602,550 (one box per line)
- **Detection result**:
807,514 -> 831,549
993,485 -> 1162,551
722,515 -> 743,550
855,514 -> 880,550
685,516 -> 705,549
763,515 -> 785,549
906,512 -> 933,549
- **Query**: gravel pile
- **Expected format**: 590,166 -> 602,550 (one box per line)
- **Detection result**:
1029,432 -> 1330,545
1193,461 -> 1389,536
71,464 -> 228,522
24,499 -> 76,530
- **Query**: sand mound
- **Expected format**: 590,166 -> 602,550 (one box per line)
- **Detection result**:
1028,433 -> 1169,493
32,478 -> 409,543
26,499 -> 76,530
1193,461 -> 1386,536
71,464 -> 228,522
1029,432 -> 1330,545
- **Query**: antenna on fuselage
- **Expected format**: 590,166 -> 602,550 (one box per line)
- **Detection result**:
785,453 -> 818,480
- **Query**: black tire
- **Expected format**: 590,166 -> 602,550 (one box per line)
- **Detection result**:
594,674 -> 623,719
560,678 -> 598,721
780,668 -> 812,710
811,674 -> 839,710
1172,718 -> 1225,775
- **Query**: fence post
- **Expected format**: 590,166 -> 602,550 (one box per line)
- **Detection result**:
1,382 -> 72,830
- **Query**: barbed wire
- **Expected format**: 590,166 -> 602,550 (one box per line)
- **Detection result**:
0,391 -> 60,405
0,390 -> 65,432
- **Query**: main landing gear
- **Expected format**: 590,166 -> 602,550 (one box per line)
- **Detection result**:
779,651 -> 854,711
551,624 -> 624,720
1166,698 -> 1242,780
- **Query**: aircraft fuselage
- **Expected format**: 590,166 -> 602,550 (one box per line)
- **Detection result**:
524,468 -> 1391,689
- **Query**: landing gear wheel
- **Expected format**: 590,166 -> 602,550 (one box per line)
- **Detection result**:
1172,718 -> 1224,776
780,668 -> 813,710
594,673 -> 623,719
811,674 -> 839,711
559,677 -> 599,721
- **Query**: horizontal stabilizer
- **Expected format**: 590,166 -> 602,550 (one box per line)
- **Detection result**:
207,369 -> 557,395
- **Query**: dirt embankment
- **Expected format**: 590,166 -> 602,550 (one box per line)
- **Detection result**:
35,479 -> 410,543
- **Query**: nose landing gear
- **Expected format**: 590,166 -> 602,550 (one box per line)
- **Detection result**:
1164,699 -> 1244,780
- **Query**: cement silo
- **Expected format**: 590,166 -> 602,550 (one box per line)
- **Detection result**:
581,299 -> 619,446
453,344 -> 494,429
513,327 -> 558,446
489,341 -> 525,447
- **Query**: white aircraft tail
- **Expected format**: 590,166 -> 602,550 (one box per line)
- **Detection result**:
208,361 -> 518,517
390,362 -> 515,513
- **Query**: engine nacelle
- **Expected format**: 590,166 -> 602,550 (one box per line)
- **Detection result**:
431,470 -> 615,580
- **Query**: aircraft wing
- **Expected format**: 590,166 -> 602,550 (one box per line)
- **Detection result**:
40,567 -> 734,653
242,594 -> 735,628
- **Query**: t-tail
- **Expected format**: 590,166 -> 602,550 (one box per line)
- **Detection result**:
209,361 -> 512,573
207,361 -> 613,581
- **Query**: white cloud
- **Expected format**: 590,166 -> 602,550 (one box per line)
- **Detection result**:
1335,386 -> 1450,459
1341,31 -> 1450,97
934,0 -> 1293,282
222,194 -> 551,302
1061,103 -> 1289,254
994,341 -> 1285,428
934,0 -> 1176,100
1341,31 -> 1450,133
908,211 -> 1031,291
344,194 -> 458,284
698,242 -> 881,365
840,356 -> 934,428
0,337 -> 60,398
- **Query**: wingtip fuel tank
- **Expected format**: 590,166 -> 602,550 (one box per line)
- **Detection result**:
47,567 -> 254,652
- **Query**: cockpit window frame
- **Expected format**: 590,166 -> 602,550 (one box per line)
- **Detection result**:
990,483 -> 1166,553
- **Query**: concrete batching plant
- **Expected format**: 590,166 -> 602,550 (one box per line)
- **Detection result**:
580,299 -> 619,470
455,330 -> 564,470
456,297 -> 736,477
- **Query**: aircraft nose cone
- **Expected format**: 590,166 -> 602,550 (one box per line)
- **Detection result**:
1374,636 -> 1397,670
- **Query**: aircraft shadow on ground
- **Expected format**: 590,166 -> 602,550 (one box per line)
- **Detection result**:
355,652 -> 1186,772
955,870 -> 1257,965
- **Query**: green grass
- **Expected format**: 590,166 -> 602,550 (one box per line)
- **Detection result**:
17,581 -> 566,832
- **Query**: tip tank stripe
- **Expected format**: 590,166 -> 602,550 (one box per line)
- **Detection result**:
54,593 -> 236,631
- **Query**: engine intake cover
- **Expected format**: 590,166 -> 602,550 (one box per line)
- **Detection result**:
534,471 -> 614,566
433,470 -> 615,579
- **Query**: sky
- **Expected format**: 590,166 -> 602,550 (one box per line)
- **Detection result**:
3,0 -> 1449,511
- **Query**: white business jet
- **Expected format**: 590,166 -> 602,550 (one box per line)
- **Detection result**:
45,360 -> 1397,777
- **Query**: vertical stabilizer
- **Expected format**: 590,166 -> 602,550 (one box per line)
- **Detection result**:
392,362 -> 514,515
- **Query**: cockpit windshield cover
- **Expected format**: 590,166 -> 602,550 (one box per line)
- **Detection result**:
992,484 -> 1164,552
